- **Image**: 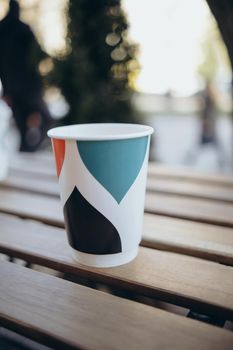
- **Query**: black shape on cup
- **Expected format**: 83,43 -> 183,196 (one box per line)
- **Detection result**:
63,186 -> 122,254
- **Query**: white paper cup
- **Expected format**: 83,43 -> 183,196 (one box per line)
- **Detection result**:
48,123 -> 153,267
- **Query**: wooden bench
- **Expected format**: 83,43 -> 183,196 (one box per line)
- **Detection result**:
2,260 -> 233,350
0,154 -> 233,349
1,212 -> 233,319
11,153 -> 233,201
0,187 -> 232,265
1,172 -> 233,227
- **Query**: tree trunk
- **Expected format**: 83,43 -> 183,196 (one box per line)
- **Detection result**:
206,0 -> 233,171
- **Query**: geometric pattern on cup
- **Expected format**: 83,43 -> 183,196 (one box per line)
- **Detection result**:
77,137 -> 148,203
58,139 -> 150,253
63,186 -> 122,254
52,138 -> 66,177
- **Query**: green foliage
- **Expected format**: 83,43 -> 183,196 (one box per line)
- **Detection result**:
50,0 -> 139,124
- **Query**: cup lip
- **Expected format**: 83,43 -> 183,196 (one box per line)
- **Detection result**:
47,123 -> 154,141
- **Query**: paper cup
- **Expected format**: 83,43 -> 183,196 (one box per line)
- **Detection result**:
48,123 -> 153,267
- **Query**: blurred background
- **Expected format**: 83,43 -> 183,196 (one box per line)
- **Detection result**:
0,0 -> 232,174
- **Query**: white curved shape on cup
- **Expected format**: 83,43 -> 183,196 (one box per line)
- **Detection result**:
58,139 -> 150,252
72,247 -> 138,268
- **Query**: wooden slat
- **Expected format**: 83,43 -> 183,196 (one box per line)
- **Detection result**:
2,170 -> 59,197
17,152 -> 54,164
149,163 -> 233,187
1,214 -> 233,319
11,158 -> 56,178
143,214 -> 233,265
145,192 -> 233,227
0,188 -> 62,226
147,177 -> 233,203
0,188 -> 232,265
1,262 -> 233,350
0,328 -> 52,350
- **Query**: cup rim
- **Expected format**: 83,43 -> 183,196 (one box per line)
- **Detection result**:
47,123 -> 154,141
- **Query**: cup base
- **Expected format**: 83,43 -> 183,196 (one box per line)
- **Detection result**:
71,247 -> 138,268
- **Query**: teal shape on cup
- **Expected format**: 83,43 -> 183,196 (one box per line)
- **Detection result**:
77,137 -> 148,203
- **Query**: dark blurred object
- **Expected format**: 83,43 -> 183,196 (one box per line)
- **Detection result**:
199,81 -> 217,145
206,0 -> 233,167
206,1 -> 233,70
185,81 -> 225,168
0,0 -> 52,152
50,0 -> 139,124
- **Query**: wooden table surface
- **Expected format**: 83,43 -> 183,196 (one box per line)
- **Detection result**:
0,153 -> 233,350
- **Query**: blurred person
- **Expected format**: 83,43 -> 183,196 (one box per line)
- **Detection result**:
0,0 -> 52,152
185,80 -> 225,168
199,81 -> 217,146
199,80 -> 226,167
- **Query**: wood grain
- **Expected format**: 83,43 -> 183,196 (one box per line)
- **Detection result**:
2,170 -> 59,197
1,214 -> 233,319
0,188 -> 62,226
16,152 -> 54,164
1,261 -> 233,350
145,192 -> 233,227
11,156 -> 56,178
149,163 -> 233,187
143,214 -> 233,265
147,177 -> 233,203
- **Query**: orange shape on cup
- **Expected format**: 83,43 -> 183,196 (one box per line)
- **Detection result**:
52,138 -> 65,177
